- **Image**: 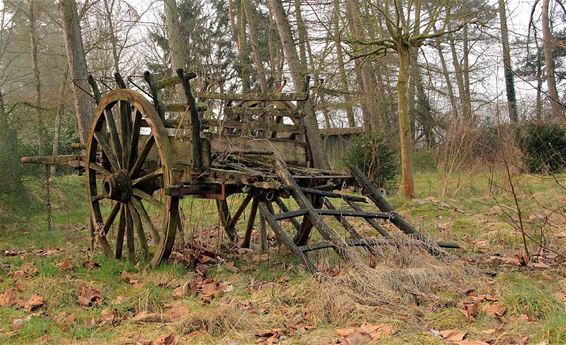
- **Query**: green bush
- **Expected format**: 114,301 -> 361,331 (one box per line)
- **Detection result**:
343,132 -> 398,189
515,122 -> 566,174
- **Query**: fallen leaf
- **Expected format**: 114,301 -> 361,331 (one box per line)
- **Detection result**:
439,329 -> 467,342
529,261 -> 550,269
336,327 -> 357,337
56,259 -> 74,271
456,341 -> 490,345
82,260 -> 100,270
482,303 -> 507,317
120,271 -> 141,287
288,321 -> 314,331
98,308 -> 121,326
77,286 -> 102,307
0,288 -> 22,307
24,294 -> 44,312
132,310 -> 164,323
163,304 -> 191,322
459,298 -> 481,321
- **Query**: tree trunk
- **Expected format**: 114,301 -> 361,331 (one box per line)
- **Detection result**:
397,44 -> 415,198
0,91 -> 21,191
268,0 -> 328,169
536,47 -> 543,120
103,0 -> 120,73
29,0 -> 46,156
449,33 -> 471,119
435,41 -> 459,119
164,0 -> 186,98
243,0 -> 268,93
346,0 -> 379,130
499,0 -> 518,122
51,67 -> 69,175
542,0 -> 562,118
59,0 -> 94,144
333,0 -> 356,127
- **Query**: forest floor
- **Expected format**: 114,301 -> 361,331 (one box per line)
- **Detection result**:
0,170 -> 565,345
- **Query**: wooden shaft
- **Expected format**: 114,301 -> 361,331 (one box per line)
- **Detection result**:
322,198 -> 362,239
349,165 -> 420,237
226,193 -> 253,229
273,197 -> 302,231
258,202 -> 317,274
216,199 -> 236,241
301,187 -> 367,203
243,197 -> 259,248
346,200 -> 390,238
275,159 -> 355,262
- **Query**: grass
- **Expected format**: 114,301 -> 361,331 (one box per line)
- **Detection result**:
0,170 -> 565,344
499,273 -> 562,319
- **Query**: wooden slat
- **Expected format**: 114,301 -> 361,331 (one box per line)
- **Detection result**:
224,107 -> 303,118
202,119 -> 304,133
198,91 -> 308,101
164,102 -> 207,112
210,137 -> 306,166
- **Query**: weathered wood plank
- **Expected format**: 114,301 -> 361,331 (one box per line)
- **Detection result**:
202,119 -> 304,133
224,107 -> 303,118
210,137 -> 306,166
198,91 -> 308,101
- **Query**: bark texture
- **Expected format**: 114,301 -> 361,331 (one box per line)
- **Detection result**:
59,0 -> 94,143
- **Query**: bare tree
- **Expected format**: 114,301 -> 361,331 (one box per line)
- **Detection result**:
268,0 -> 328,169
541,0 -> 562,118
59,0 -> 94,143
499,0 -> 518,122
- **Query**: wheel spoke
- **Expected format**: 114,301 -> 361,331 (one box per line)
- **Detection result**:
131,196 -> 161,243
103,202 -> 121,235
128,109 -> 142,170
132,188 -> 165,209
125,205 -> 135,263
91,193 -> 108,202
128,203 -> 150,261
130,136 -> 154,177
131,168 -> 163,186
103,107 -> 123,169
115,205 -> 126,259
120,100 -> 132,168
89,163 -> 111,176
94,132 -> 120,171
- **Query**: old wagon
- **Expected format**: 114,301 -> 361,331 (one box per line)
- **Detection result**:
22,69 -> 456,272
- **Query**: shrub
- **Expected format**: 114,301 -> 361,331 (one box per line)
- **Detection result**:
515,122 -> 566,174
343,132 -> 398,189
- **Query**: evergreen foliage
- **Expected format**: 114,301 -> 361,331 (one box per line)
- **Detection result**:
343,132 -> 399,189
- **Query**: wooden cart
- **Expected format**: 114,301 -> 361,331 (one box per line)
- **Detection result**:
22,70 -> 456,272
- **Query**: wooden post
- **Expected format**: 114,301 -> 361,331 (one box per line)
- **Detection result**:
258,202 -> 317,273
176,69 -> 202,170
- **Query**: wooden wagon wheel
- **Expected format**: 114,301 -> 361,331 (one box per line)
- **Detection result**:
86,89 -> 179,267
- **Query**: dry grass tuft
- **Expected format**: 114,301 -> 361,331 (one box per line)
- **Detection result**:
314,237 -> 483,321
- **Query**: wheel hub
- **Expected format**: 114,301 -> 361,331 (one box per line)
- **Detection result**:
103,170 -> 132,202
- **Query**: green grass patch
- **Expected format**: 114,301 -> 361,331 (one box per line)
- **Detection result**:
500,273 -> 562,319
537,310 -> 566,344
